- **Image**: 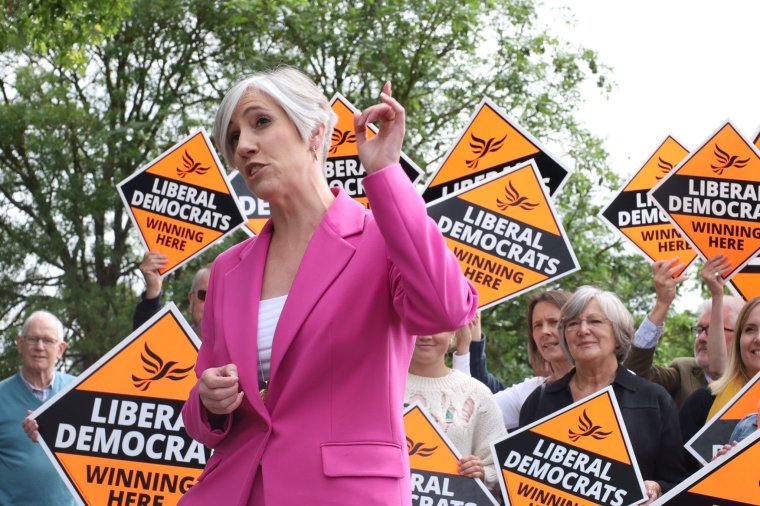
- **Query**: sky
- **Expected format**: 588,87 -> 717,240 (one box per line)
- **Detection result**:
537,0 -> 760,309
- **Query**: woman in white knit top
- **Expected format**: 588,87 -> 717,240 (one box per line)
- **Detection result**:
405,330 -> 507,491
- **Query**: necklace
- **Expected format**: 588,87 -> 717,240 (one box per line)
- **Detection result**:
258,352 -> 269,402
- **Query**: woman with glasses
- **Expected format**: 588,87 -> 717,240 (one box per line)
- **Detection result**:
519,286 -> 686,504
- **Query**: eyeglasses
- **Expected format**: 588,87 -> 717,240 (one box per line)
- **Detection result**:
565,317 -> 610,333
196,289 -> 207,301
693,325 -> 734,336
23,336 -> 60,347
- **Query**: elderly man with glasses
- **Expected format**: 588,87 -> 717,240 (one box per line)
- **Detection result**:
624,257 -> 745,407
0,310 -> 76,505
132,251 -> 210,339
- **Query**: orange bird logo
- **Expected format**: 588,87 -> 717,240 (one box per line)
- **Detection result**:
176,150 -> 211,178
406,437 -> 438,457
710,144 -> 749,175
466,132 -> 507,169
330,128 -> 356,154
656,157 -> 673,180
132,343 -> 194,391
496,181 -> 539,211
568,409 -> 613,442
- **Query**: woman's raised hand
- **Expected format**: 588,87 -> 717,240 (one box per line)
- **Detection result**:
354,82 -> 405,175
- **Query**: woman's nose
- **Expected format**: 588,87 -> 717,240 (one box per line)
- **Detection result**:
235,130 -> 258,159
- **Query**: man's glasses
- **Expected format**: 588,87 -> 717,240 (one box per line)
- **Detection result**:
693,325 -> 734,336
196,289 -> 207,301
23,336 -> 60,347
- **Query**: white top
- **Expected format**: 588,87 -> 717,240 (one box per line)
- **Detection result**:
405,370 -> 507,490
257,295 -> 287,381
494,375 -> 546,429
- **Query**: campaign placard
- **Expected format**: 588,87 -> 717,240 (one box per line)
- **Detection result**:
227,170 -> 269,236
600,136 -> 697,276
649,122 -> 760,281
492,387 -> 646,506
426,160 -> 579,309
118,129 -> 246,275
726,130 -> 760,300
328,93 -> 423,207
653,429 -> 760,505
421,98 -> 570,203
685,370 -> 760,465
404,403 -> 500,506
30,304 -> 209,506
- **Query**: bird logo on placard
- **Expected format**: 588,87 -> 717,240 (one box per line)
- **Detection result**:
406,437 -> 438,457
330,128 -> 356,154
132,342 -> 194,391
568,409 -> 612,441
176,150 -> 211,178
466,132 -> 507,169
711,144 -> 749,175
656,157 -> 673,180
496,181 -> 539,211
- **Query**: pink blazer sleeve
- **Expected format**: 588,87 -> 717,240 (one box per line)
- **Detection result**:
363,163 -> 478,335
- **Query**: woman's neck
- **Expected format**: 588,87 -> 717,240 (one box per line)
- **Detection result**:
409,360 -> 450,378
572,359 -> 618,394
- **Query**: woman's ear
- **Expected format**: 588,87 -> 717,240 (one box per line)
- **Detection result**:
311,123 -> 327,154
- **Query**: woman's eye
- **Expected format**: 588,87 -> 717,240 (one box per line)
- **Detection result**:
229,132 -> 239,147
255,116 -> 271,127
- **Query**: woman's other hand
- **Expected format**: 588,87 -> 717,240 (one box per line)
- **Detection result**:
199,363 -> 244,415
641,480 -> 661,505
354,82 -> 405,175
458,454 -> 485,480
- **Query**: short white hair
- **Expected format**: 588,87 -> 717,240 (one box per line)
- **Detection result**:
558,286 -> 634,364
21,310 -> 65,342
213,67 -> 337,168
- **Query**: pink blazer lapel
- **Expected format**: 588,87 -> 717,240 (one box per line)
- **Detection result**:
267,191 -> 366,398
223,222 -> 273,415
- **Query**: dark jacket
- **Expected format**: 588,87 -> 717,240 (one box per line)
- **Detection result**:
519,366 -> 687,493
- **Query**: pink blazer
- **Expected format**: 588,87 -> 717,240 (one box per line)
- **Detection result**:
181,164 -> 478,505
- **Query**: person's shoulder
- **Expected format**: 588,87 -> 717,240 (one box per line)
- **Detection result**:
451,370 -> 494,398
214,235 -> 257,266
0,372 -> 20,393
669,356 -> 698,369
682,385 -> 714,409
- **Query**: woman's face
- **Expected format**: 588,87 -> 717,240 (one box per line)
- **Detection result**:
411,332 -> 453,368
532,301 -> 565,364
226,89 -> 312,200
739,304 -> 760,377
564,299 -> 617,366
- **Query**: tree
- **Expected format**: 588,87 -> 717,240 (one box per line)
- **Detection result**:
1,0 -> 675,382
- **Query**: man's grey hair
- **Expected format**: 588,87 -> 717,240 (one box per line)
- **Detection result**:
21,310 -> 65,341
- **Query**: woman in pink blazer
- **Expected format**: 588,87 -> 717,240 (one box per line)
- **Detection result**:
180,67 -> 478,505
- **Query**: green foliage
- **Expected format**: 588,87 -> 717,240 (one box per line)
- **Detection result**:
0,0 -> 693,386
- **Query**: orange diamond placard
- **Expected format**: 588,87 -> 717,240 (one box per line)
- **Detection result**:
726,129 -> 760,300
655,430 -> 760,505
600,136 -> 697,277
685,371 -> 760,465
426,160 -> 579,309
404,403 -> 499,505
118,129 -> 246,276
421,97 -> 570,203
30,304 -> 208,506
327,94 -> 423,208
649,122 -> 760,281
492,387 -> 646,506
